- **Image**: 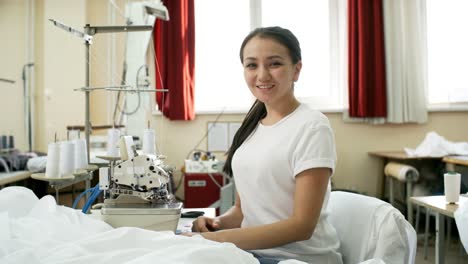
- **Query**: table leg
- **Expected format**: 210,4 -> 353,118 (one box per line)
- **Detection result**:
436,213 -> 445,264
389,178 -> 395,205
408,198 -> 414,226
407,182 -> 413,225
55,188 -> 59,204
380,158 -> 389,199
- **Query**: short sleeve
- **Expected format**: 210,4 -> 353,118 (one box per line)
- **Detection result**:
292,124 -> 337,177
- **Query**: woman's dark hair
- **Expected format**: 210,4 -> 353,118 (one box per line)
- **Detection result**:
223,26 -> 302,177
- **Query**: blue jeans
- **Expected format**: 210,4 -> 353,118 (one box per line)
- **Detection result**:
252,253 -> 281,264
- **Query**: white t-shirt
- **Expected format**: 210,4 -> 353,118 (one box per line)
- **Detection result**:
232,104 -> 343,263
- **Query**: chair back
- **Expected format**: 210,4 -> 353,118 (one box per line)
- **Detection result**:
328,191 -> 416,264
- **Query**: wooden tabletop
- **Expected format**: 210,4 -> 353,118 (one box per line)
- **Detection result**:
442,156 -> 468,166
0,170 -> 32,185
368,151 -> 441,160
410,195 -> 468,218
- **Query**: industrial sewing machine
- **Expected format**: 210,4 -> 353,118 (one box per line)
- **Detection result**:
92,137 -> 182,232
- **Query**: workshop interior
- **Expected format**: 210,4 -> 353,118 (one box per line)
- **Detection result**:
1,1 -> 468,263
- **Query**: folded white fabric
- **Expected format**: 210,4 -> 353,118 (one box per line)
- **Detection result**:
26,156 -> 47,172
384,162 -> 419,182
454,200 -> 468,254
405,131 -> 468,157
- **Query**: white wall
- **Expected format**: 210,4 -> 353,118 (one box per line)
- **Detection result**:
36,0 -> 86,149
0,0 -> 27,150
150,111 -> 468,199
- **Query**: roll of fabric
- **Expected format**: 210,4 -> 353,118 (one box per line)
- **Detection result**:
142,128 -> 156,155
45,142 -> 60,178
384,162 -> 419,182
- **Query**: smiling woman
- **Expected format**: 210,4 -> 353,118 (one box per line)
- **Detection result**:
187,27 -> 343,264
241,37 -> 301,115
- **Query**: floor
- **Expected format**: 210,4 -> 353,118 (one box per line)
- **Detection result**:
415,234 -> 468,264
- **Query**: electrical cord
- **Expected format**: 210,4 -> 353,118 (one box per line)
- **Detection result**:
82,184 -> 102,214
114,64 -> 149,116
0,157 -> 10,173
72,187 -> 96,209
208,173 -> 222,189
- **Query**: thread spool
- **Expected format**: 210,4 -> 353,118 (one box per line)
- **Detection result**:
106,128 -> 121,157
74,139 -> 88,171
59,141 -> 75,177
142,128 -> 156,155
118,136 -> 135,160
45,142 -> 60,178
68,130 -> 80,141
7,135 -> 14,149
1,135 -> 7,149
444,172 -> 461,204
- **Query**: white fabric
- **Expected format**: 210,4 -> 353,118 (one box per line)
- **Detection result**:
232,104 -> 342,263
383,0 -> 428,124
328,191 -> 417,264
359,260 -> 386,264
454,198 -> 468,253
0,186 -> 309,264
26,156 -> 47,172
404,131 -> 468,157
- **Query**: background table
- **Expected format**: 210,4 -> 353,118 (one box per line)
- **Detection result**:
443,156 -> 468,171
368,151 -> 441,197
0,170 -> 32,186
409,195 -> 467,264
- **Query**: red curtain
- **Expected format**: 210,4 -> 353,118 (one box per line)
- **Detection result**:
348,0 -> 387,118
154,0 -> 195,120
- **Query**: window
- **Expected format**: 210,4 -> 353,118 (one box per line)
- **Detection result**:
195,0 -> 342,113
195,1 -> 468,113
427,0 -> 468,106
194,0 -> 252,113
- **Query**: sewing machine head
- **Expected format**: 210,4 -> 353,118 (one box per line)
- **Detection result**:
107,154 -> 173,203
96,140 -> 182,232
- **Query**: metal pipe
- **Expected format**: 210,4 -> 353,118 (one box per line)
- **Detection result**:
85,24 -> 91,163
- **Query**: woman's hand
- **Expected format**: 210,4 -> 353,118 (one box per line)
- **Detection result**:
191,216 -> 221,232
181,232 -> 199,237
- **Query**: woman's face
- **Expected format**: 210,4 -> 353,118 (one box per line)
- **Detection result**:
242,36 -> 302,106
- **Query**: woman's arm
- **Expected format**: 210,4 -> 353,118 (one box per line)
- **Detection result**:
215,193 -> 244,229
192,192 -> 244,232
201,167 -> 330,250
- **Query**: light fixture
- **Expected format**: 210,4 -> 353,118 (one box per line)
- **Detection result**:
144,1 -> 170,21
